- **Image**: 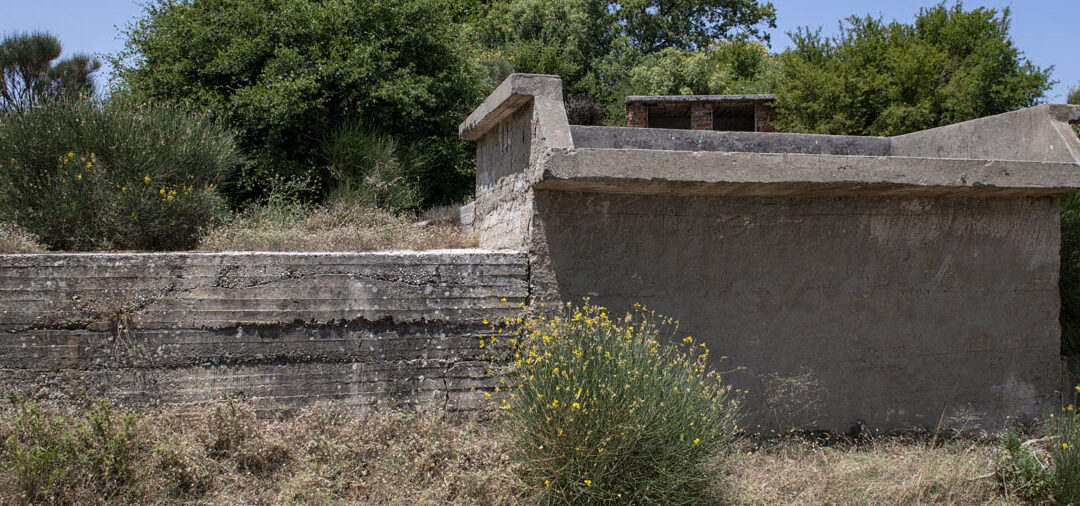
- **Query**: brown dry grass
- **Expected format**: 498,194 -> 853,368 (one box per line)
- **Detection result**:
198,200 -> 476,252
0,398 -> 1030,505
724,437 -> 1020,505
0,222 -> 45,253
0,400 -> 522,505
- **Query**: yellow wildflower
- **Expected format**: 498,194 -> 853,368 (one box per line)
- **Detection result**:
144,175 -> 151,184
572,402 -> 581,410
584,480 -> 591,487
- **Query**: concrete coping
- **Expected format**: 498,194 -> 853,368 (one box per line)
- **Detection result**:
462,74 -> 1080,195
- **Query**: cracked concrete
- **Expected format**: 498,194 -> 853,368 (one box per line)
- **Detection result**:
0,251 -> 526,412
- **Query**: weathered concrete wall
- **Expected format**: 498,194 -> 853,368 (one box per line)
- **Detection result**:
531,191 -> 1061,429
462,74 -> 1080,431
0,251 -> 527,412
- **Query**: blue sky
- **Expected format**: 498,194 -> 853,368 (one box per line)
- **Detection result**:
0,0 -> 1076,102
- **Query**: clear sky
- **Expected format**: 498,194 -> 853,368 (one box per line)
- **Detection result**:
0,0 -> 1076,102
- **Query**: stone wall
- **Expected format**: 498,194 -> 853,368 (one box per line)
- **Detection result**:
0,251 -> 527,412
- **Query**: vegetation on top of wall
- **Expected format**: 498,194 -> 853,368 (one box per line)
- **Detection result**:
0,97 -> 241,251
774,2 -> 1053,136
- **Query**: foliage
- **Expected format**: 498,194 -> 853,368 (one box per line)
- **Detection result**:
492,303 -> 739,505
0,32 -> 100,111
325,122 -> 420,212
775,2 -> 1052,136
114,0 -> 487,206
1,394 -> 142,504
995,431 -> 1053,501
0,98 -> 240,251
1050,387 -> 1080,503
471,0 -> 776,124
1062,193 -> 1080,356
626,39 -> 779,96
994,387 -> 1080,504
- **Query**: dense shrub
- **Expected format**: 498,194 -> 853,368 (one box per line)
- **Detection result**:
325,122 -> 420,212
492,303 -> 739,505
0,395 -> 142,504
0,98 -> 240,251
115,0 -> 486,206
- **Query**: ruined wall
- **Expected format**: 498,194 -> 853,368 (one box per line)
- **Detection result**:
531,191 -> 1061,429
0,251 -> 527,412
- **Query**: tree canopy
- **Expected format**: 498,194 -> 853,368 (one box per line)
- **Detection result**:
114,0 -> 488,206
471,0 -> 776,123
774,2 -> 1053,136
0,32 -> 100,111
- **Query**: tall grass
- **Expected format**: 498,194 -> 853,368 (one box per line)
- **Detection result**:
0,98 -> 240,251
493,303 -> 739,505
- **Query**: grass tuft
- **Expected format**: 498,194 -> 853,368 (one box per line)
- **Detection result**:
0,223 -> 45,253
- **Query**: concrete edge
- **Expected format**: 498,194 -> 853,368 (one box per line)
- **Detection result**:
541,148 -> 1080,195
458,73 -> 563,141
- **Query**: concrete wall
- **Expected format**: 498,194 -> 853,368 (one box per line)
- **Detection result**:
0,251 -> 527,412
531,191 -> 1061,429
462,74 -> 1080,431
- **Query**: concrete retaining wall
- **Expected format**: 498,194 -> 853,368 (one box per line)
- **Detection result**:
0,251 -> 527,412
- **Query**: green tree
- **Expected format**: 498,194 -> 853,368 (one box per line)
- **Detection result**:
775,2 -> 1052,136
472,0 -> 776,124
0,32 -> 100,111
114,0 -> 488,207
625,39 -> 779,96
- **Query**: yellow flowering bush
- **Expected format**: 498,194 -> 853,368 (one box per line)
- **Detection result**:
490,302 -> 739,505
0,98 -> 239,250
1050,385 -> 1080,502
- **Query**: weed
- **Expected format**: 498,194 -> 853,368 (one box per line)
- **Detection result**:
0,222 -> 45,253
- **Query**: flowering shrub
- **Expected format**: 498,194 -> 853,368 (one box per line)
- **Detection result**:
1051,386 -> 1080,503
0,98 -> 240,250
490,302 -> 739,505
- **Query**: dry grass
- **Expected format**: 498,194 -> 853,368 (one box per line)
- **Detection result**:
198,200 -> 476,252
0,400 -> 522,505
0,398 -> 1030,505
0,222 -> 45,253
724,436 -> 1020,505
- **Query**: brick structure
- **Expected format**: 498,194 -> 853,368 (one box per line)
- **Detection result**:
626,102 -> 648,128
626,94 -> 776,132
690,102 -> 713,130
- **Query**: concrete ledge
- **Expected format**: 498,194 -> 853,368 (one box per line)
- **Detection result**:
459,73 -> 567,142
539,149 -> 1080,197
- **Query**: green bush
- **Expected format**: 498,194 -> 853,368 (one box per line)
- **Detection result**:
0,394 -> 142,504
325,122 -> 420,212
995,386 -> 1080,504
0,98 -> 240,251
492,303 -> 739,505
